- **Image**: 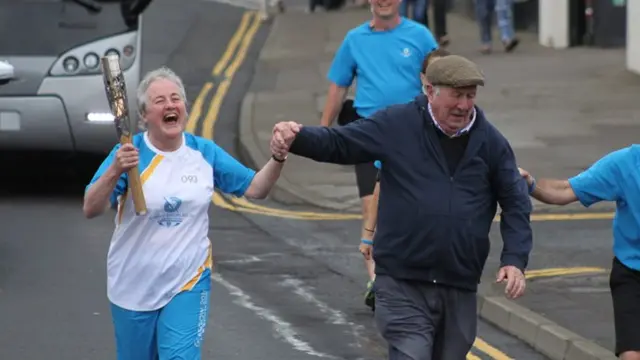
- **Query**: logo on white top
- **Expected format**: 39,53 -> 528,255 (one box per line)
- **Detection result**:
150,196 -> 188,227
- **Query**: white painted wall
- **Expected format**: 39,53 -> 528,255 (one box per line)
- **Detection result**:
627,0 -> 640,74
538,0 -> 570,49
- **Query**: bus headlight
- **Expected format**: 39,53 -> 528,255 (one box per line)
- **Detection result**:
62,56 -> 80,73
83,53 -> 100,69
105,48 -> 120,58
86,112 -> 115,122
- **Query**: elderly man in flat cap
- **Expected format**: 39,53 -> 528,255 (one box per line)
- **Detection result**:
270,55 -> 533,360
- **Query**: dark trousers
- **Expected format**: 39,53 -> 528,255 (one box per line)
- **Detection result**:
429,0 -> 448,39
400,0 -> 448,39
374,275 -> 477,360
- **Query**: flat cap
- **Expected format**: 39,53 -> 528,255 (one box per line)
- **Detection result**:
425,55 -> 485,88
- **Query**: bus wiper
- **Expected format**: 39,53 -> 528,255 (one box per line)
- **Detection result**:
68,0 -> 103,13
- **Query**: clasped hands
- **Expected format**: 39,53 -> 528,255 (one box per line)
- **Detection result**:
270,121 -> 302,160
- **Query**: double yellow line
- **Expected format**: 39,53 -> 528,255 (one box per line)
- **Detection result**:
469,338 -> 513,360
186,11 -> 261,137
526,266 -> 607,279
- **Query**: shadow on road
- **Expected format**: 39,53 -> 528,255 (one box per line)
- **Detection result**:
0,151 -> 103,199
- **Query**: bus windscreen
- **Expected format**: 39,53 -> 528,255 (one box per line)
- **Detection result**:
0,0 -> 135,56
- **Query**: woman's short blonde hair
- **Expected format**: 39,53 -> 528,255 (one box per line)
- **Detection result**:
136,66 -> 187,115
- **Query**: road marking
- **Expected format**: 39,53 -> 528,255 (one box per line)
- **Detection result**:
202,11 -> 261,140
527,212 -> 613,221
186,82 -> 213,133
228,195 -> 362,220
526,267 -> 607,279
212,192 -> 361,220
212,11 -> 253,77
216,252 -> 284,264
214,273 -> 337,359
467,353 -> 482,360
280,276 -> 366,350
186,11 -> 252,133
218,193 -> 615,222
473,337 -> 513,360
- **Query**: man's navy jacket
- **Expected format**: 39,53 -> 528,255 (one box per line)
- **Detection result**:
289,95 -> 533,292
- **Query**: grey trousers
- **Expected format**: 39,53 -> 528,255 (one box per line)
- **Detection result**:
374,275 -> 477,360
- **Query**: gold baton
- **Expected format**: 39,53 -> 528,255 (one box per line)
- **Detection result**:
100,55 -> 147,216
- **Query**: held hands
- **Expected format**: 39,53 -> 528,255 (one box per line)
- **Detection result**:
270,121 -> 302,160
113,143 -> 139,175
496,265 -> 526,299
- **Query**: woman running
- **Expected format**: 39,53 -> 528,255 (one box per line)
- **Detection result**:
83,66 -> 287,359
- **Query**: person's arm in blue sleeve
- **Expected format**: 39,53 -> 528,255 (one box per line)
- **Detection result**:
520,147 -> 626,207
83,144 -> 128,218
289,108 -> 391,165
493,137 -> 533,272
211,142 -> 284,199
321,33 -> 356,127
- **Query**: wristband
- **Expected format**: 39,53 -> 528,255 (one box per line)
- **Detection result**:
361,239 -> 373,245
272,154 -> 287,163
528,177 -> 536,194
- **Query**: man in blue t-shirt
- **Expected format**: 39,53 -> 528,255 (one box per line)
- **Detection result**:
318,0 -> 438,311
519,147 -> 640,359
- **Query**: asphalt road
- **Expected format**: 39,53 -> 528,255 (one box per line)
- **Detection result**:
510,219 -> 617,352
0,1 -> 552,359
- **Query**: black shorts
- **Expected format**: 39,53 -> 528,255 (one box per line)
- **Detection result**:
610,256 -> 640,356
337,100 -> 379,198
355,162 -> 378,198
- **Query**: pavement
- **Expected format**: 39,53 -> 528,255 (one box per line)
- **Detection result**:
0,0 -> 552,359
239,4 -> 640,214
235,3 -> 637,360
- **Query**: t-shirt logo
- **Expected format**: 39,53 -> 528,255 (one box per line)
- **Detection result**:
150,196 -> 188,227
401,48 -> 411,58
164,197 -> 182,212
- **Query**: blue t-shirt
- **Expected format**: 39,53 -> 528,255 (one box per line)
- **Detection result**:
327,18 -> 438,118
568,145 -> 640,270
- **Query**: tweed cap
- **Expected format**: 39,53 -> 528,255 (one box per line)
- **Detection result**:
425,55 -> 485,88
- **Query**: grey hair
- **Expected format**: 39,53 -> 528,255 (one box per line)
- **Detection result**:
136,66 -> 188,115
423,85 -> 441,96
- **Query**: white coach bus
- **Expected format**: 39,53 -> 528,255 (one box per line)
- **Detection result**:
0,0 -> 152,155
